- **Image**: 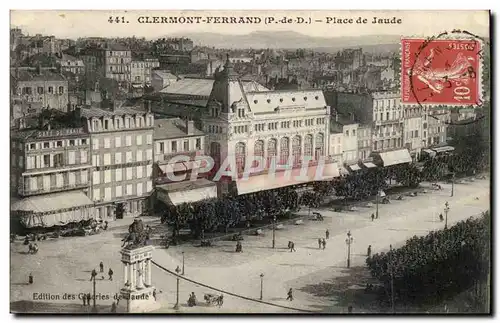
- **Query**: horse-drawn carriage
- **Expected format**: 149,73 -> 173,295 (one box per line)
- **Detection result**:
204,293 -> 223,307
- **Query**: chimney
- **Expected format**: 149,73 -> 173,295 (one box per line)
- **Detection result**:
186,119 -> 195,135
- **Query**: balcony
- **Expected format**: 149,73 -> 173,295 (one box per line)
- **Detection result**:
19,181 -> 90,197
22,163 -> 92,176
375,118 -> 404,126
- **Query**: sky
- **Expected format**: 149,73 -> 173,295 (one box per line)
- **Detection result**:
10,10 -> 490,40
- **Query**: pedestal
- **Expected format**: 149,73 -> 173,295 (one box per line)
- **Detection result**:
119,245 -> 161,313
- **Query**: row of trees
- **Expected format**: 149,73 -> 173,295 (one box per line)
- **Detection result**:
366,211 -> 490,308
163,187 -> 299,239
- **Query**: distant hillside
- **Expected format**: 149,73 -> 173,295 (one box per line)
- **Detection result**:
166,30 -> 401,52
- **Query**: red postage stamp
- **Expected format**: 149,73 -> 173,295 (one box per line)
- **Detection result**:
401,38 -> 482,106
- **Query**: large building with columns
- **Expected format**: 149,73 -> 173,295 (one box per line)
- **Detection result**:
201,56 -> 338,196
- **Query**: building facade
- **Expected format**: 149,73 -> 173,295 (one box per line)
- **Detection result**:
202,57 -> 338,196
357,124 -> 372,161
10,126 -> 94,229
424,107 -> 450,147
403,104 -> 424,160
131,58 -> 160,86
371,91 -> 404,152
78,103 -> 154,221
11,67 -> 69,112
57,54 -> 85,75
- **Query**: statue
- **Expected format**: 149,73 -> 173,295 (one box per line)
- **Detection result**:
121,218 -> 148,249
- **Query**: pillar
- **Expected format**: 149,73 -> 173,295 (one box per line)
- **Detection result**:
136,261 -> 144,289
123,262 -> 128,286
129,262 -> 135,290
147,259 -> 152,286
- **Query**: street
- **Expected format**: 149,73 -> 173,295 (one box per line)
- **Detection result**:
10,178 -> 490,313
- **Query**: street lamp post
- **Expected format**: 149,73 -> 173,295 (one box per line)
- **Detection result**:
272,216 -> 276,249
174,266 -> 181,310
451,173 -> 455,197
444,201 -> 450,229
376,190 -> 380,219
259,273 -> 264,300
90,269 -> 97,312
182,252 -> 185,275
389,244 -> 395,313
345,231 -> 354,268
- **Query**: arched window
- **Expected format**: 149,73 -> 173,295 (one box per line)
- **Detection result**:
279,137 -> 290,165
253,140 -> 264,168
235,142 -> 246,174
304,134 -> 313,160
292,135 -> 302,166
267,138 -> 277,168
210,142 -> 221,173
315,133 -> 324,160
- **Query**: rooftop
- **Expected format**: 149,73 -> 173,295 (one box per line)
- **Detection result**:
11,68 -> 67,82
78,104 -> 147,119
153,118 -> 204,140
159,78 -> 269,98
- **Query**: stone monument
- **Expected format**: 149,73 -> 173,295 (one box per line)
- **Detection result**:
118,245 -> 160,313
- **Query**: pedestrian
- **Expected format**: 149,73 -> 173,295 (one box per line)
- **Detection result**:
86,293 -> 92,306
325,229 -> 330,240
371,213 -> 375,221
153,288 -> 157,301
108,268 -> 114,281
111,301 -> 117,313
290,241 -> 296,252
348,305 -> 353,313
99,262 -> 104,273
90,269 -> 97,281
82,293 -> 87,306
439,213 -> 444,222
286,288 -> 293,301
28,273 -> 33,284
367,245 -> 372,257
318,238 -> 322,249
322,239 -> 326,250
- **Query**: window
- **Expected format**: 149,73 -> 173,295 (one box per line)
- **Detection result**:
235,142 -> 246,173
93,139 -> 99,149
115,169 -> 122,182
146,149 -> 152,160
126,167 -> 133,180
115,152 -> 122,164
137,183 -> 143,196
54,153 -> 63,167
126,184 -> 133,196
104,120 -> 109,130
279,137 -> 290,165
29,143 -> 36,150
48,86 -> 53,94
44,142 -> 50,149
196,138 -> 201,150
345,130 -> 349,136
104,138 -> 110,148
136,135 -> 143,146
93,188 -> 101,201
415,130 -> 419,137
37,87 -> 44,94
352,130 -> 356,136
43,155 -> 50,167
267,138 -> 277,167
136,150 -> 143,162
104,187 -> 112,201
304,134 -> 313,159
292,135 -> 302,166
125,136 -> 132,146
386,112 -> 390,120
253,140 -> 264,167
315,133 -> 325,159
93,171 -> 100,184
159,142 -> 164,153
58,86 -> 64,94
171,141 -> 177,153
126,151 -> 133,163
115,137 -> 121,147
81,139 -> 87,145
136,166 -> 143,178
380,113 -> 383,121
103,153 -> 111,165
104,170 -> 111,183
116,186 -> 123,197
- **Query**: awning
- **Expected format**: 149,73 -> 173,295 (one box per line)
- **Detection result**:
11,191 -> 95,228
432,146 -> 455,154
11,190 -> 93,213
378,149 -> 412,167
236,162 -> 340,195
363,162 -> 377,168
422,149 -> 437,157
157,179 -> 217,206
349,164 -> 361,171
